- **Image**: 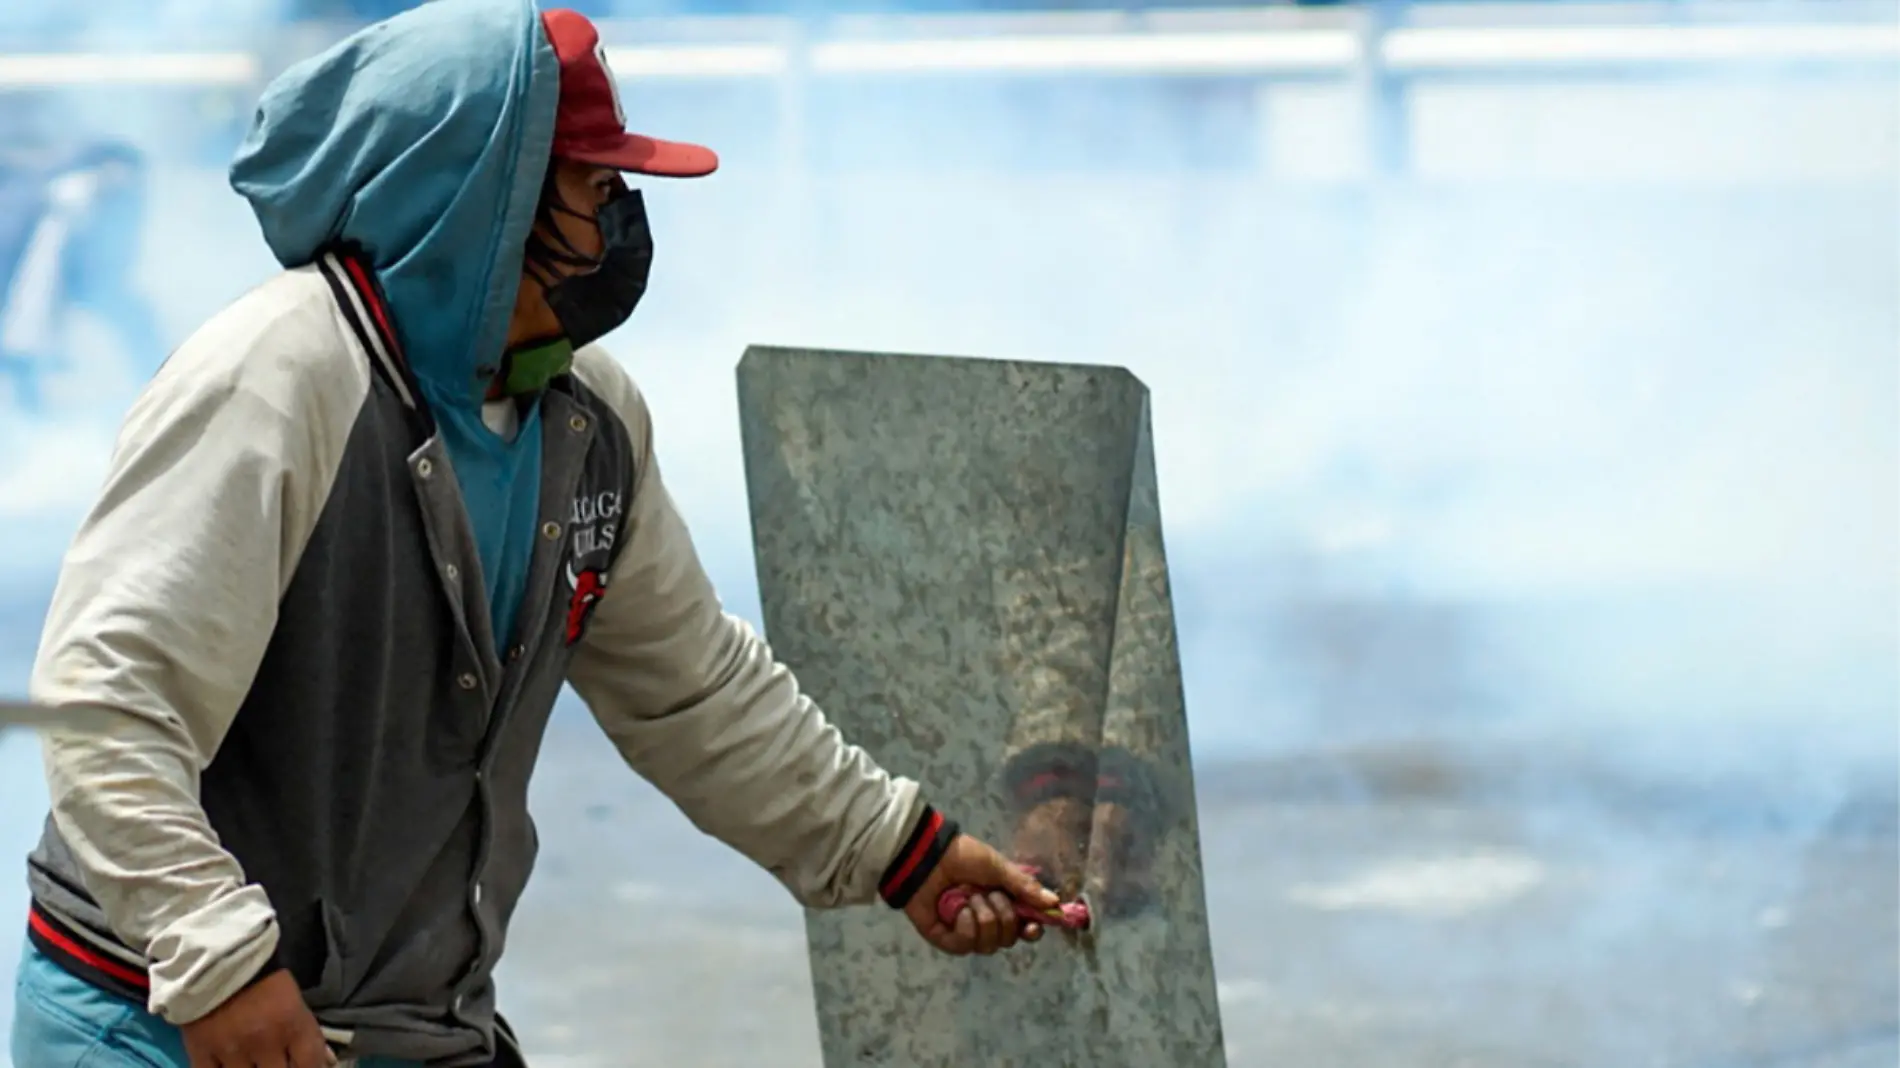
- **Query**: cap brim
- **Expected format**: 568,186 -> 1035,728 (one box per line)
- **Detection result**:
561,133 -> 718,178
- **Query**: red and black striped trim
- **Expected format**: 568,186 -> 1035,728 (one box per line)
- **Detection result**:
27,902 -> 149,1003
878,805 -> 959,910
26,901 -> 286,1007
314,245 -> 432,433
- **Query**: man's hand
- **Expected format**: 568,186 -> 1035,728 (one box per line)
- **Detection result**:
903,833 -> 1060,955
180,968 -> 334,1068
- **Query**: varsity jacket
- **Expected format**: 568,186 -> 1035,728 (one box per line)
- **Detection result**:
21,251 -> 951,1063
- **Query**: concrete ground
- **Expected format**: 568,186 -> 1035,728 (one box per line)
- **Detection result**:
498,713 -> 1898,1068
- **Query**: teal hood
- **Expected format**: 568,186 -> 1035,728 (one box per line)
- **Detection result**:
229,0 -> 563,654
229,0 -> 559,413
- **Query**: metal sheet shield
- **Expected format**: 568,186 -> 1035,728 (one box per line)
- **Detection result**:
737,345 -> 1225,1068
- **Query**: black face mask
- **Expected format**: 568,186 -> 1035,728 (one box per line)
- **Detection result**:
523,184 -> 654,350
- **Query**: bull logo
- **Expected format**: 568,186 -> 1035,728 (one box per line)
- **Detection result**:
564,559 -> 608,645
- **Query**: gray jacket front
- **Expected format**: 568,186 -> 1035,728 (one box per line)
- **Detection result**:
24,250 -> 926,1065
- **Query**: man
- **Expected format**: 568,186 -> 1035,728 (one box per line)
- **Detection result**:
0,140 -> 160,411
9,3 -> 1057,1066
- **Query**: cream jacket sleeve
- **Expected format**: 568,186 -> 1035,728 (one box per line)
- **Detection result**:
30,281 -> 365,1023
566,349 -> 925,907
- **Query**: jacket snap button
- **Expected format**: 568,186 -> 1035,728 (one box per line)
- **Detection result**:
569,415 -> 587,432
416,458 -> 433,479
444,564 -> 459,581
457,673 -> 478,690
541,521 -> 561,540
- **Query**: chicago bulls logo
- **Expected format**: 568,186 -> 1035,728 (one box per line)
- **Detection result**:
564,559 -> 608,645
562,489 -> 622,644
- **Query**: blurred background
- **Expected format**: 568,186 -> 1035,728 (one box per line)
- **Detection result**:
0,0 -> 1894,1064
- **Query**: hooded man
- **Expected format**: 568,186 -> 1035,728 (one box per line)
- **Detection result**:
9,3 -> 1056,1067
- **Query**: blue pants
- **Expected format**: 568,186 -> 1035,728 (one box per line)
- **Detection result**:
9,944 -> 420,1067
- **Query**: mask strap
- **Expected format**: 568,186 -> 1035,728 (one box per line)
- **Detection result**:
522,183 -> 609,287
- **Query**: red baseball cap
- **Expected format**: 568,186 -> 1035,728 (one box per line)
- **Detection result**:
541,8 -> 718,178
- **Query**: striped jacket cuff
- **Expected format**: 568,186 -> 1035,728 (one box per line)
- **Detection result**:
27,900 -> 286,1012
878,804 -> 959,910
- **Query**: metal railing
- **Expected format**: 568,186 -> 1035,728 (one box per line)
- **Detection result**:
0,1 -> 1893,89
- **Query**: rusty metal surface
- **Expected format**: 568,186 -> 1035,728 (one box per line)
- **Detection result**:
736,346 -> 1225,1068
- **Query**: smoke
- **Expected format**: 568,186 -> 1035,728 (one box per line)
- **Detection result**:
0,7 -> 1894,1063
0,4 -> 1892,804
